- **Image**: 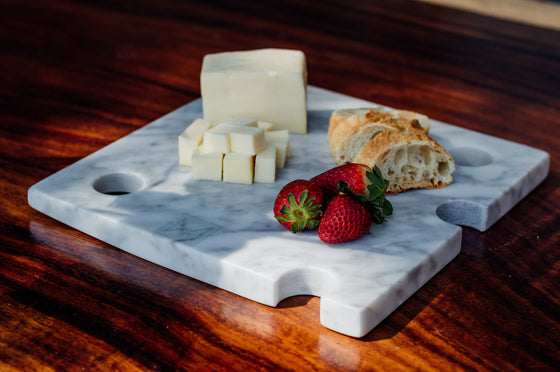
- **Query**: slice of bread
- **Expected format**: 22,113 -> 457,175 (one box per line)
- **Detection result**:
328,108 -> 430,165
328,111 -> 396,165
353,126 -> 455,193
328,108 -> 375,141
328,108 -> 454,193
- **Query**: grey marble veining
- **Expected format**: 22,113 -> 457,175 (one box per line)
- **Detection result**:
28,86 -> 550,337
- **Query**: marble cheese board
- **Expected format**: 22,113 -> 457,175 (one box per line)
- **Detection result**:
28,86 -> 550,337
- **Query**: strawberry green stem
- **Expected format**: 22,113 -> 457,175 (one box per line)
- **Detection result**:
275,190 -> 323,233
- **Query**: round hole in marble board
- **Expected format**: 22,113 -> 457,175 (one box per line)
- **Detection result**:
448,146 -> 492,167
93,173 -> 144,195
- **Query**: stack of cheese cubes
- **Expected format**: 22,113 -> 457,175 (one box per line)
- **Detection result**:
178,117 -> 290,184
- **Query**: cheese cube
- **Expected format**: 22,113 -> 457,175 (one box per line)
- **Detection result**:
201,49 -> 308,134
271,144 -> 289,169
265,130 -> 290,168
203,123 -> 234,154
191,148 -> 224,181
254,146 -> 277,183
229,126 -> 266,155
257,121 -> 274,131
265,130 -> 290,152
223,153 -> 254,184
178,118 -> 213,166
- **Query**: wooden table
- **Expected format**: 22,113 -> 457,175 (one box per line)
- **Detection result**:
2,1 -> 559,370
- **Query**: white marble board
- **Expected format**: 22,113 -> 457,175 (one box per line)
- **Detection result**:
28,86 -> 550,337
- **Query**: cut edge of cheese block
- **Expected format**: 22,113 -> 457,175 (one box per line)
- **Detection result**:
223,153 -> 255,184
192,148 -> 224,181
229,126 -> 266,155
257,121 -> 274,131
265,130 -> 290,166
178,118 -> 213,166
254,146 -> 277,183
203,124 -> 233,154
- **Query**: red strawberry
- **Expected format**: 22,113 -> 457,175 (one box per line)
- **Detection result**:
311,164 -> 393,224
310,163 -> 375,201
274,180 -> 324,233
318,194 -> 373,244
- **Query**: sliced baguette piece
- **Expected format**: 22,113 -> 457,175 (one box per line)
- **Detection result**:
353,127 -> 455,194
328,109 -> 426,165
328,108 -> 379,141
328,107 -> 430,142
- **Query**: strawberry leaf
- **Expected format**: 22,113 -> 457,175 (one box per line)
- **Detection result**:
336,166 -> 393,224
336,180 -> 353,195
382,199 -> 393,216
274,190 -> 323,233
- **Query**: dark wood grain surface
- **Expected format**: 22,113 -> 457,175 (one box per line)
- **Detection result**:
1,0 -> 559,370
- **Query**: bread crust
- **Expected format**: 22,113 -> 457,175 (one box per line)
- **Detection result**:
328,108 -> 376,141
328,108 -> 430,142
329,114 -> 395,164
328,109 -> 428,165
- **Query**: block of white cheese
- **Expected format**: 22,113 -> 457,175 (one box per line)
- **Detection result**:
265,130 -> 290,168
254,146 -> 277,183
223,153 -> 254,184
201,49 -> 308,134
229,126 -> 266,155
191,147 -> 224,181
178,118 -> 213,166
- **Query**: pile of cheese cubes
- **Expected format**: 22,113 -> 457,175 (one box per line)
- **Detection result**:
178,117 -> 290,184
